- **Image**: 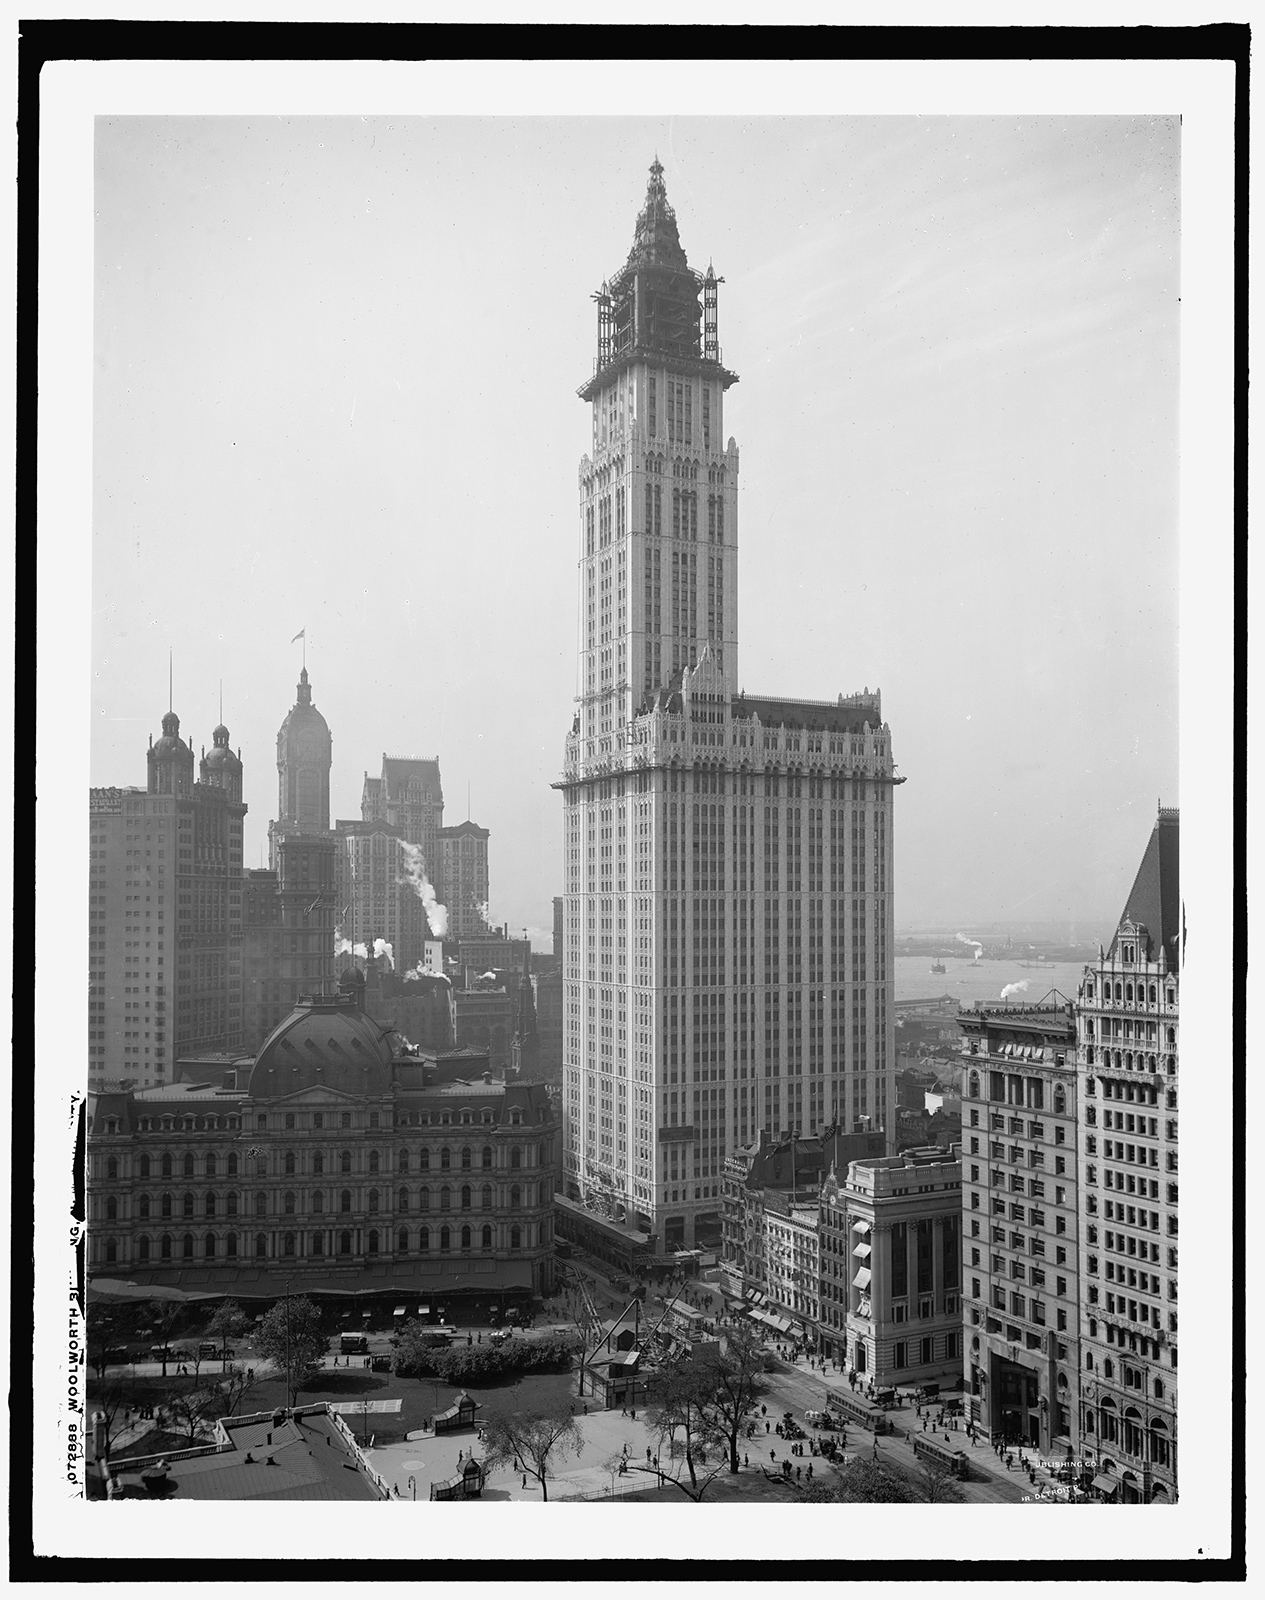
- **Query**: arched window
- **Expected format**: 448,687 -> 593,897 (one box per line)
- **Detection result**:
311,1233 -> 324,1256
225,1232 -> 237,1257
285,1151 -> 296,1176
1114,983 -> 1123,1002
1125,983 -> 1133,1003
440,1186 -> 451,1212
418,1149 -> 429,1171
481,1224 -> 492,1250
461,1225 -> 471,1250
182,1233 -> 195,1259
1054,1086 -> 1066,1115
396,1227 -> 409,1253
510,1185 -> 522,1210
284,1233 -> 296,1257
510,1225 -> 521,1250
285,1113 -> 295,1130
1149,1419 -> 1170,1467
1166,1027 -> 1176,1045
139,1193 -> 150,1220
103,1237 -> 117,1264
1148,985 -> 1157,1003
368,1229 -> 379,1255
511,1147 -> 522,1170
482,1184 -> 493,1210
160,1234 -> 173,1260
1085,979 -> 1095,999
312,1191 -> 324,1213
461,1146 -> 472,1170
341,1112 -> 352,1129
482,1146 -> 493,1169
369,1150 -> 380,1174
284,1191 -> 296,1214
183,1153 -> 195,1178
313,1151 -> 324,1176
968,1070 -> 980,1099
257,1114 -> 267,1129
106,1196 -> 118,1221
139,1153 -> 151,1179
397,1187 -> 409,1212
255,1233 -> 267,1258
161,1193 -> 173,1218
461,1185 -> 471,1210
227,1192 -> 238,1216
369,1112 -> 380,1129
182,1192 -> 195,1218
204,1193 -> 216,1217
1086,1046 -> 1095,1065
418,1227 -> 428,1252
255,1192 -> 267,1216
106,1156 -> 118,1181
161,1153 -> 172,1179
339,1230 -> 352,1255
440,1225 -> 451,1252
138,1235 -> 150,1262
313,1113 -> 324,1130
441,1147 -> 451,1170
340,1190 -> 352,1213
341,1151 -> 352,1174
420,1187 -> 431,1211
205,1234 -> 216,1259
227,1153 -> 238,1177
368,1189 -> 379,1213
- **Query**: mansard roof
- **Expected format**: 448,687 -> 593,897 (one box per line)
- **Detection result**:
1111,807 -> 1180,966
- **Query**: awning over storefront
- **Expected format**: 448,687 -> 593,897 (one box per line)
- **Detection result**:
851,1219 -> 871,1234
749,1308 -> 794,1335
853,1242 -> 871,1259
1091,1473 -> 1118,1495
852,1267 -> 872,1289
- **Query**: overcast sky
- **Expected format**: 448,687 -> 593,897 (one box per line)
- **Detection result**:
92,114 -> 1179,943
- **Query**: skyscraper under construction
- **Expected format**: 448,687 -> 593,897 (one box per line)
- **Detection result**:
559,162 -> 901,1251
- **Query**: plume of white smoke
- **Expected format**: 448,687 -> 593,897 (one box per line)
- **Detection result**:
396,840 -> 449,937
956,933 -> 984,962
373,938 -> 394,969
1000,980 -> 1031,1001
400,959 -> 451,985
335,935 -> 368,959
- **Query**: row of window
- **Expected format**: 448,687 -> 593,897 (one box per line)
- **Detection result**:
99,1222 -> 529,1264
107,1182 -> 539,1220
106,1143 -> 542,1182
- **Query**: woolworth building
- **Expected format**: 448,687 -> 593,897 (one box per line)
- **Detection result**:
559,162 -> 902,1251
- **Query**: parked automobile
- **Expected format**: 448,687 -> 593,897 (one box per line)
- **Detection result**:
148,1345 -> 175,1360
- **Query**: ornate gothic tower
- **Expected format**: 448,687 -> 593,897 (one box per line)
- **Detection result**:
274,667 -> 332,856
574,158 -> 740,768
560,164 -> 901,1254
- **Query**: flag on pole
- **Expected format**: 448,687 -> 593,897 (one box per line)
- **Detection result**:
291,629 -> 305,644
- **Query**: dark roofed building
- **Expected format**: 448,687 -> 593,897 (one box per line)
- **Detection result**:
86,974 -> 559,1309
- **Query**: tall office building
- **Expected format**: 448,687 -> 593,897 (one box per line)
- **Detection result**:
340,754 -> 449,970
559,162 -> 901,1250
1074,806 -> 1179,1503
273,666 -> 332,845
88,711 -> 246,1090
439,820 -> 491,942
957,998 -> 1079,1454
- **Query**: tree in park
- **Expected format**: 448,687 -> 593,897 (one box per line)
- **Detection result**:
90,1374 -> 138,1458
911,1457 -> 966,1503
645,1361 -> 730,1502
795,1458 -> 917,1504
163,1386 -> 221,1445
702,1322 -> 768,1474
204,1298 -> 250,1359
479,1403 -> 583,1502
255,1295 -> 327,1407
147,1297 -> 184,1378
87,1314 -> 119,1384
207,1363 -> 260,1420
559,1274 -> 607,1385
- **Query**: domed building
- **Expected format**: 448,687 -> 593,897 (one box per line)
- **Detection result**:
275,667 -> 331,839
85,975 -> 559,1312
